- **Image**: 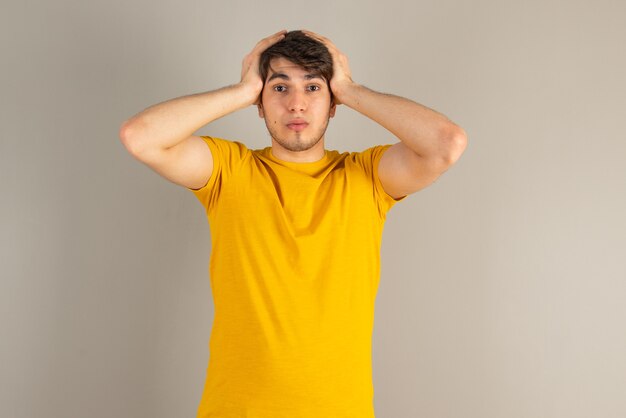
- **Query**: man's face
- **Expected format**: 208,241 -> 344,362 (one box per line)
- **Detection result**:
258,57 -> 336,153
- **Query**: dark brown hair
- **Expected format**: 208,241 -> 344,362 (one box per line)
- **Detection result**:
259,30 -> 334,87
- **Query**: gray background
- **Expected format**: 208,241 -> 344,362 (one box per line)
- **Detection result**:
2,0 -> 625,417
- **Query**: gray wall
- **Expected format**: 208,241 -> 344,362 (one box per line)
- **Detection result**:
2,0 -> 625,417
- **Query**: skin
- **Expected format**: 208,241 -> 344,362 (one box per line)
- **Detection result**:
257,57 -> 336,162
299,30 -> 468,198
120,30 -> 467,197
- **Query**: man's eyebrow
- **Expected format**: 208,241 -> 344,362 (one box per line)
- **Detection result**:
267,73 -> 289,82
266,72 -> 325,82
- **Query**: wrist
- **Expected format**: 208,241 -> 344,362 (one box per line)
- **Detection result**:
237,79 -> 264,106
331,80 -> 359,105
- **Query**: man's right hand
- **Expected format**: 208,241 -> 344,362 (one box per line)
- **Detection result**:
239,30 -> 287,105
119,30 -> 287,191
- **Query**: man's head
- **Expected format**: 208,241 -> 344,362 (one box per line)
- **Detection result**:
259,30 -> 334,96
257,30 -> 337,156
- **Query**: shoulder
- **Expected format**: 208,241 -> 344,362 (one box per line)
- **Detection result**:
342,144 -> 405,216
199,136 -> 249,154
199,136 -> 252,166
344,144 -> 393,171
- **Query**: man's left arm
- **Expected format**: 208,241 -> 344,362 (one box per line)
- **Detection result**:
304,31 -> 468,200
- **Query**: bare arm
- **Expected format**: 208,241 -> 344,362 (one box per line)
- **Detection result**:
119,30 -> 287,190
331,85 -> 467,198
303,31 -> 468,199
119,84 -> 259,154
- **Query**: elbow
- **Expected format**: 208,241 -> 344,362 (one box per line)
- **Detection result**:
118,120 -> 130,144
118,118 -> 145,156
440,125 -> 468,167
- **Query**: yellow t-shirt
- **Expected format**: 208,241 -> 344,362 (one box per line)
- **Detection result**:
188,136 -> 404,418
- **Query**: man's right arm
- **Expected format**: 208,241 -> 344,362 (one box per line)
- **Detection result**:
118,30 -> 287,190
119,84 -> 258,190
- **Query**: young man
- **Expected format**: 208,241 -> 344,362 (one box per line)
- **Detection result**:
120,30 -> 467,418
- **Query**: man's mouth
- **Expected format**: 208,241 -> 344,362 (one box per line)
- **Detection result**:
287,120 -> 309,132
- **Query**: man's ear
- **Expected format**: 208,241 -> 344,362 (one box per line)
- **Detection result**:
257,102 -> 264,118
329,101 -> 337,118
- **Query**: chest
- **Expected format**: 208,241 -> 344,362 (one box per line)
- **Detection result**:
212,163 -> 377,237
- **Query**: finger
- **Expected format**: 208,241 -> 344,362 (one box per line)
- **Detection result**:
254,29 -> 288,51
267,29 -> 288,42
301,30 -> 331,45
301,30 -> 340,54
301,29 -> 323,39
263,29 -> 288,41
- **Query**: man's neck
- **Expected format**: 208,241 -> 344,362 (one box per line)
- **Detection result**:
270,139 -> 326,163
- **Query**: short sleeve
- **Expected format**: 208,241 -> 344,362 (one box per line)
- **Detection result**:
356,144 -> 407,218
186,136 -> 248,210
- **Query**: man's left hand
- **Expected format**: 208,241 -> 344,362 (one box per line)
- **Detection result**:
302,30 -> 354,105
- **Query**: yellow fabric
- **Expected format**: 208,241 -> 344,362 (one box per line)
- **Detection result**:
188,136 -> 404,418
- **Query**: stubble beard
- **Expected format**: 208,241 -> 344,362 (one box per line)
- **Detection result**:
265,117 -> 330,152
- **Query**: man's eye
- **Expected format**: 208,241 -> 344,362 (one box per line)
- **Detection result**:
274,85 -> 286,92
307,85 -> 320,91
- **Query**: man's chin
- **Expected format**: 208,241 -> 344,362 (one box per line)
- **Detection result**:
273,137 -> 323,153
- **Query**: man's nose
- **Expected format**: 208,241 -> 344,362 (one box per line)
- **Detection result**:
288,90 -> 307,112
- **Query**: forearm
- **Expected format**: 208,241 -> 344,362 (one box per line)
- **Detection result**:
120,82 -> 257,153
336,83 -> 465,161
